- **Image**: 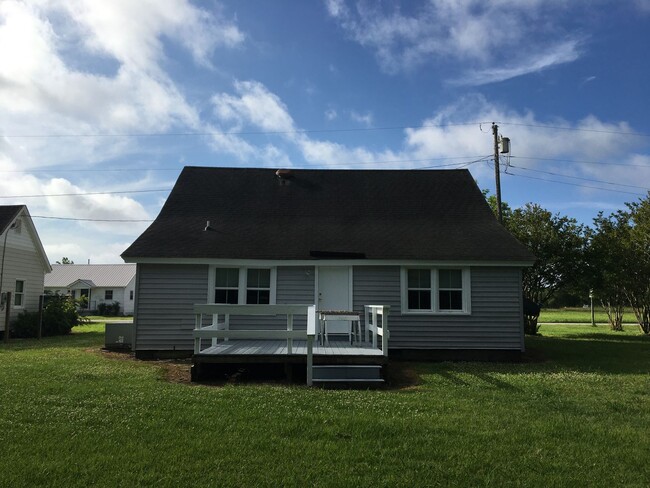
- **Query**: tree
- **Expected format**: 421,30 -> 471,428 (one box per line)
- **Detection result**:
482,189 -> 513,222
56,257 -> 74,264
588,211 -> 629,331
507,204 -> 587,334
588,195 -> 650,334
623,195 -> 650,334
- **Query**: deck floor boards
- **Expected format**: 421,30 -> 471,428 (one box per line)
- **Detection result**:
199,340 -> 383,357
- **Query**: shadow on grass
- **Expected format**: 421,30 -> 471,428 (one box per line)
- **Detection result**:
0,331 -> 105,351
524,334 -> 650,375
413,333 -> 650,384
556,333 -> 649,342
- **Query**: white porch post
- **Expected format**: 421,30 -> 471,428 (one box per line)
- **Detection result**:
194,313 -> 201,354
287,313 -> 293,354
381,306 -> 389,356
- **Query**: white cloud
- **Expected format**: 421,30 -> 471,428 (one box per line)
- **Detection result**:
325,108 -> 338,121
211,80 -> 295,133
0,0 -> 245,262
325,0 -> 584,82
208,81 -> 650,188
350,110 -> 374,127
451,39 -> 582,86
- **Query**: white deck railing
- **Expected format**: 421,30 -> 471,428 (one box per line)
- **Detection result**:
364,305 -> 390,356
193,304 -> 317,385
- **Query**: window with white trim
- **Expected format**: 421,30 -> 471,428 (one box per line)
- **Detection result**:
407,269 -> 431,310
212,267 -> 276,305
402,268 -> 470,314
438,269 -> 464,311
105,290 -> 113,300
246,268 -> 271,304
214,268 -> 240,304
14,280 -> 24,307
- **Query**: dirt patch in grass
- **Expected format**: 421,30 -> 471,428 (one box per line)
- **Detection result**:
159,360 -> 193,384
386,362 -> 422,389
94,348 -> 193,384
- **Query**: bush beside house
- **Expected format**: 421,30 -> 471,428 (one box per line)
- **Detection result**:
11,293 -> 85,338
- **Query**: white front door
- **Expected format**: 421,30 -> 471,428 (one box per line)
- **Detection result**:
318,266 -> 352,335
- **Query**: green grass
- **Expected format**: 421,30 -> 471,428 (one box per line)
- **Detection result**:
1,324 -> 649,487
539,307 -> 638,324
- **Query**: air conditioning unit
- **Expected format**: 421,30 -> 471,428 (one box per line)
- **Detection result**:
105,322 -> 133,350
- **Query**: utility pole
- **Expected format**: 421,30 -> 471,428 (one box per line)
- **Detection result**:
492,123 -> 503,224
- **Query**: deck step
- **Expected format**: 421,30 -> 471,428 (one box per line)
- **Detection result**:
312,364 -> 384,382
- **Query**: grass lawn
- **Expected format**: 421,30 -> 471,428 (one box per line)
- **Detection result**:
1,323 -> 648,487
539,307 -> 638,325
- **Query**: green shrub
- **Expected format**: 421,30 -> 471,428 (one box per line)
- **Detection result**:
11,311 -> 40,338
10,293 -> 85,338
97,301 -> 121,316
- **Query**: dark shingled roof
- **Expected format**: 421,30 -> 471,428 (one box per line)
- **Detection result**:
122,167 -> 534,262
0,205 -> 24,235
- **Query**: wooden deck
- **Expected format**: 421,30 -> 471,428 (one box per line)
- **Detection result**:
198,339 -> 383,356
194,339 -> 386,365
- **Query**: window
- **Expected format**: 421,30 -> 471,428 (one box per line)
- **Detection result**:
407,269 -> 431,310
105,290 -> 113,300
212,267 -> 276,305
438,270 -> 463,311
129,290 -> 134,300
246,269 -> 271,304
214,268 -> 239,304
402,268 -> 469,314
14,280 -> 24,307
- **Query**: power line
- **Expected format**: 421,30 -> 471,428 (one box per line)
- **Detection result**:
0,189 -> 170,199
31,215 -> 153,222
498,122 -> 650,138
2,120 -> 648,138
505,171 -> 647,196
510,155 -> 650,168
0,155 -> 493,174
0,122 -> 489,139
509,164 -> 650,191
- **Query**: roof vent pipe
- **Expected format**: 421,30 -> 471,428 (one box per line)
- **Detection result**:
275,169 -> 293,179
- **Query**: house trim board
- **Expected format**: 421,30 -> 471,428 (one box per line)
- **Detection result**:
124,257 -> 534,267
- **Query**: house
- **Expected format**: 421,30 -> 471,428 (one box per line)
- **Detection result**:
0,205 -> 51,334
44,264 -> 137,315
122,167 -> 535,367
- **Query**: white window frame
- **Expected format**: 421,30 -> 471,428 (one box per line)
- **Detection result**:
208,266 -> 277,305
400,267 -> 471,315
105,290 -> 113,300
14,280 -> 25,308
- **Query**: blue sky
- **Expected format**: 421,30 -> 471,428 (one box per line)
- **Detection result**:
1,0 -> 649,263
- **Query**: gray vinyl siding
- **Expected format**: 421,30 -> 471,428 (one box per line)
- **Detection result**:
220,266 -> 315,331
135,263 -> 523,352
134,265 -> 315,350
134,263 -> 209,351
353,266 -> 524,351
0,246 -> 46,331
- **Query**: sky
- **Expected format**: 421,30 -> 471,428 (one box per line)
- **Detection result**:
1,0 -> 649,264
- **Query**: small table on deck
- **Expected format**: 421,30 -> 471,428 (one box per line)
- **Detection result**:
318,310 -> 362,345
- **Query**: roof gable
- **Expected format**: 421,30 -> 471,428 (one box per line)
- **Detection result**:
122,167 -> 534,262
0,205 -> 51,273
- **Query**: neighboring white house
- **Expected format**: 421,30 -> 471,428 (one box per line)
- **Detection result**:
45,264 -> 137,315
0,205 -> 51,333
